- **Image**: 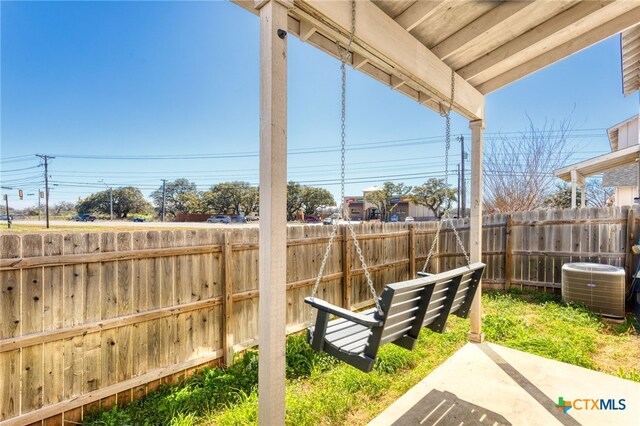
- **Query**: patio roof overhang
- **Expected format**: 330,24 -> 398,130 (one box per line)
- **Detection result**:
554,144 -> 640,182
235,0 -> 640,120
622,23 -> 640,96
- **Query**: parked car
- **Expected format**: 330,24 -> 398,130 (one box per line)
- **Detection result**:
0,214 -> 12,221
305,217 -> 319,223
323,213 -> 340,225
404,216 -> 415,222
245,213 -> 259,222
74,214 -> 96,222
390,214 -> 399,222
132,217 -> 145,222
207,215 -> 231,224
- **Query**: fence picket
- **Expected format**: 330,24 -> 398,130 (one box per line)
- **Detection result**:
1,208 -> 633,424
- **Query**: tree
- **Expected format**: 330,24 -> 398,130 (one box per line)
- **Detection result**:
177,192 -> 207,214
150,178 -> 199,218
483,116 -> 576,213
244,186 -> 259,214
542,183 -> 581,209
364,181 -> 412,221
301,186 -> 334,217
18,205 -> 40,216
411,178 -> 457,218
53,201 -> 75,215
286,181 -> 304,221
585,178 -> 614,208
203,181 -> 258,215
76,187 -> 152,219
543,178 -> 614,209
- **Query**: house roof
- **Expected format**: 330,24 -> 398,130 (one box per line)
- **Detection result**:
554,144 -> 640,182
621,24 -> 640,96
607,115 -> 638,151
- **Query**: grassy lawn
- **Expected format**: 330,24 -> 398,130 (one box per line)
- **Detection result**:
84,291 -> 640,426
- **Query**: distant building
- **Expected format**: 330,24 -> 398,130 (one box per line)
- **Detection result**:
554,115 -> 639,208
344,186 -> 436,221
602,116 -> 639,206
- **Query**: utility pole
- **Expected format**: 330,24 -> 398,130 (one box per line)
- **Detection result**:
38,189 -> 42,221
458,136 -> 466,218
457,163 -> 461,218
161,179 -> 167,222
3,194 -> 10,229
99,180 -> 114,220
36,154 -> 54,228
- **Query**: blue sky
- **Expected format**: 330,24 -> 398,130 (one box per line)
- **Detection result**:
1,0 -> 639,209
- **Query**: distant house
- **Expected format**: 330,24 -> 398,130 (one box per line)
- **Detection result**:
344,186 -> 436,221
554,114 -> 639,208
602,115 -> 639,206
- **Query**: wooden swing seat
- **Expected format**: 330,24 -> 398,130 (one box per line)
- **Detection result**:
304,263 -> 485,372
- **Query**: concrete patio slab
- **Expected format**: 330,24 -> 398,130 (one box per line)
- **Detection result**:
369,342 -> 640,426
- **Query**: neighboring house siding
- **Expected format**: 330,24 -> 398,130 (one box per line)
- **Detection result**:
602,163 -> 639,187
615,187 -> 637,207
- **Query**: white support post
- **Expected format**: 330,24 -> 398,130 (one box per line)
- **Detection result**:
256,0 -> 291,424
570,169 -> 587,209
468,119 -> 484,343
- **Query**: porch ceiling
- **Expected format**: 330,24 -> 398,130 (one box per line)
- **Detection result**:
234,0 -> 640,120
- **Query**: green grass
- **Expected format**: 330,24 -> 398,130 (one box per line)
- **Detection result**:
84,291 -> 640,426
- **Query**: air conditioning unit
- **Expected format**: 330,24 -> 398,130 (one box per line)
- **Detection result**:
561,263 -> 626,319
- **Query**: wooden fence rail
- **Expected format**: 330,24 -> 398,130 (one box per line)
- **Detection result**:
0,206 -> 638,425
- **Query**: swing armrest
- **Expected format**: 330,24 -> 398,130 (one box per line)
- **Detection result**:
304,297 -> 383,328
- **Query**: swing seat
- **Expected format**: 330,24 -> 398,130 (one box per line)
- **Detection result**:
305,263 -> 485,372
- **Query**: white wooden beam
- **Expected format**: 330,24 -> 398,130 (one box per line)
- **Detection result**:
477,5 -> 640,94
419,92 -> 431,106
299,20 -> 316,41
256,0 -> 289,423
395,0 -> 447,32
460,1 -> 638,84
431,1 -> 536,61
352,52 -> 369,70
297,0 -> 484,120
468,119 -> 484,343
391,75 -> 405,89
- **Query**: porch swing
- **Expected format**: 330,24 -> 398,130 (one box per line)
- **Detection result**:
303,0 -> 485,373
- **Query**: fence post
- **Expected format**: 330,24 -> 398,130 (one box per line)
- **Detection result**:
408,224 -> 416,278
504,215 -> 513,290
222,231 -> 234,366
625,208 -> 636,282
342,226 -> 351,310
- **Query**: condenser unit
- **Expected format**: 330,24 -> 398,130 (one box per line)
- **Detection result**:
561,263 -> 626,319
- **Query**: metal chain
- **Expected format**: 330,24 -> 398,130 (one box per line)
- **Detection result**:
442,211 -> 472,266
421,218 -> 444,273
309,0 -> 379,337
421,70 -> 470,272
439,70 -> 455,184
420,212 -> 471,274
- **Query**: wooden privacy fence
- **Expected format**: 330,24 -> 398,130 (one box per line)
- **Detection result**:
0,206 -> 638,425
